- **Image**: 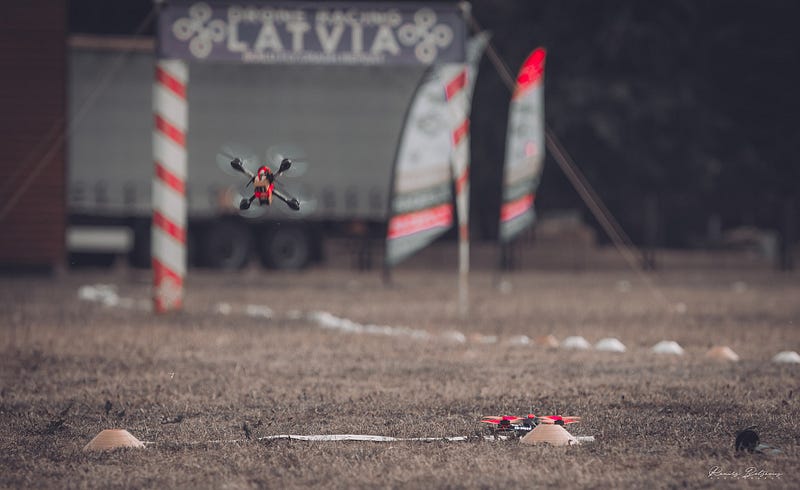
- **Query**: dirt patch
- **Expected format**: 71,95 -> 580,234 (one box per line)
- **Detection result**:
1,262 -> 798,488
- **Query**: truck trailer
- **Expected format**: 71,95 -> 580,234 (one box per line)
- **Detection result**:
67,35 -> 424,269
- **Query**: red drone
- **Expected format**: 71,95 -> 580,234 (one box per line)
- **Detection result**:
230,157 -> 300,211
481,413 -> 581,435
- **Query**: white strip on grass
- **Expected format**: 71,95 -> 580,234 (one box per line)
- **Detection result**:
245,304 -> 273,319
470,334 -> 498,344
78,284 -> 151,312
141,433 -> 595,445
259,434 -> 471,442
214,302 -> 232,315
309,310 -> 433,341
441,330 -> 467,343
259,434 -> 595,443
77,284 -> 119,306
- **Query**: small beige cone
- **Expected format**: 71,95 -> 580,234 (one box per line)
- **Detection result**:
651,340 -> 684,355
520,423 -> 578,446
595,338 -> 627,353
534,334 -> 559,348
561,336 -> 591,350
83,429 -> 145,451
705,346 -> 740,362
773,351 -> 800,364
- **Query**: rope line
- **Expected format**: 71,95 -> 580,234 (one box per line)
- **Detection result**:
137,433 -> 595,446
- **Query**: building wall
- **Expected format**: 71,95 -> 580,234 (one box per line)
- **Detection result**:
0,1 -> 67,269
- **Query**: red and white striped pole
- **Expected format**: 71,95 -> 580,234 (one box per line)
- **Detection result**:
152,59 -> 188,313
444,66 -> 470,318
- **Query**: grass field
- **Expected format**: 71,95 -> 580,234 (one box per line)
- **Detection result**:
1,251 -> 798,488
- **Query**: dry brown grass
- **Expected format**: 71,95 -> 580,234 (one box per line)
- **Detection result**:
1,256 -> 799,488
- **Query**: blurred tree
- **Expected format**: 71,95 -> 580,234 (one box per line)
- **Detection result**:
470,0 -> 800,246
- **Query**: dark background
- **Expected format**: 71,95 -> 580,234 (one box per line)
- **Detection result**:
69,0 -> 800,247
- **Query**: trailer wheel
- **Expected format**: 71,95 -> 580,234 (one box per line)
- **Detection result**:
261,226 -> 310,269
128,219 -> 151,269
201,221 -> 251,269
68,252 -> 117,268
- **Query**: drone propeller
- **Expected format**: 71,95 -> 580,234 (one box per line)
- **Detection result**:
266,143 -> 309,178
481,415 -> 524,425
481,414 -> 581,426
229,157 -> 249,175
537,415 -> 581,425
226,186 -> 268,219
217,143 -> 260,179
271,157 -> 292,183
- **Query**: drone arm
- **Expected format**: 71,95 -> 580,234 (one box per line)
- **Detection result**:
231,158 -> 256,179
273,188 -> 300,211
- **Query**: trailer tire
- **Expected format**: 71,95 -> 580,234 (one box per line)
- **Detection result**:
68,252 -> 117,268
129,219 -> 151,269
201,221 -> 251,269
261,225 -> 311,270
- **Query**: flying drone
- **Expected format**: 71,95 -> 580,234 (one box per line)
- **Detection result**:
217,144 -> 302,214
230,157 -> 300,211
481,414 -> 581,437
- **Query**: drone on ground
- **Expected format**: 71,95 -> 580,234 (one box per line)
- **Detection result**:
481,414 -> 581,436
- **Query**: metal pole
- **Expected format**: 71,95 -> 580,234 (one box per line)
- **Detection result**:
444,66 -> 471,318
152,58 -> 188,312
781,195 -> 796,271
643,193 -> 658,270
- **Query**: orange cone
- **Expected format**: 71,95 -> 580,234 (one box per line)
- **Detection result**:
705,346 -> 740,362
520,423 -> 578,446
534,334 -> 559,348
83,429 -> 145,451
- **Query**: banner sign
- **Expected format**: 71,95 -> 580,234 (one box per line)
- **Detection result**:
384,65 -> 454,266
159,1 -> 467,65
385,33 -> 488,267
499,47 -> 546,243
